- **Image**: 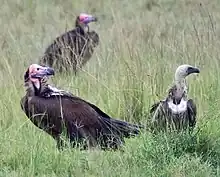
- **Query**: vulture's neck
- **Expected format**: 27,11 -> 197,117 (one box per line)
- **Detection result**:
167,77 -> 187,104
174,76 -> 187,98
25,81 -> 40,97
75,23 -> 89,34
25,79 -> 48,97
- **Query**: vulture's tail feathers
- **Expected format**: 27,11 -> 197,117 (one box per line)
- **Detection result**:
101,117 -> 143,138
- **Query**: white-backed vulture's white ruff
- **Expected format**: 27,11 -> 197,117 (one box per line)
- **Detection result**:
167,99 -> 187,114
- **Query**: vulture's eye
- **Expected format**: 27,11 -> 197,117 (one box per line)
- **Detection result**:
37,68 -> 40,71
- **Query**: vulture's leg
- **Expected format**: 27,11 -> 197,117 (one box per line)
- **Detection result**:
67,122 -> 89,150
87,127 -> 99,149
48,132 -> 64,151
73,70 -> 77,76
56,136 -> 65,150
77,127 -> 98,150
109,135 -> 124,150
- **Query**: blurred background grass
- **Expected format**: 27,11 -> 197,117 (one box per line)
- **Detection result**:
1,0 -> 220,176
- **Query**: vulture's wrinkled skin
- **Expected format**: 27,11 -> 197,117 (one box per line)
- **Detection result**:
149,65 -> 199,132
20,64 -> 142,150
39,13 -> 99,74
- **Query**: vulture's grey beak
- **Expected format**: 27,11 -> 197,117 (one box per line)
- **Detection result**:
32,67 -> 55,79
187,67 -> 200,75
44,67 -> 55,76
84,16 -> 98,24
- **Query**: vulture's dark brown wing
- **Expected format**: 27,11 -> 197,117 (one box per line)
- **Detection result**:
28,95 -> 104,127
149,100 -> 168,128
47,94 -> 142,132
47,91 -> 143,130
40,84 -> 112,119
21,96 -> 33,124
67,94 -> 111,118
40,28 -> 84,69
24,95 -> 141,149
20,96 -> 25,110
87,31 -> 99,47
46,30 -> 77,55
150,101 -> 162,114
20,95 -> 64,138
187,99 -> 197,128
41,88 -> 112,119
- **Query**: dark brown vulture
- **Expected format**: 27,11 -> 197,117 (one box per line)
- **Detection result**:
20,64 -> 142,150
39,13 -> 99,74
149,64 -> 200,132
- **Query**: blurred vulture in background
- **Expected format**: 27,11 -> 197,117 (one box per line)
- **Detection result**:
20,64 -> 142,150
149,64 -> 200,132
39,13 -> 99,74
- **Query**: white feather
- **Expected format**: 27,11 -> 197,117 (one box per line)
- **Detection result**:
48,85 -> 62,92
47,85 -> 73,97
47,85 -> 64,96
167,99 -> 187,114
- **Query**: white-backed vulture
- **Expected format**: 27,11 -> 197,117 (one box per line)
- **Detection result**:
150,64 -> 200,132
20,64 -> 143,150
39,13 -> 99,74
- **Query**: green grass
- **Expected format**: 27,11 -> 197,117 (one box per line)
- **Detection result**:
1,0 -> 220,176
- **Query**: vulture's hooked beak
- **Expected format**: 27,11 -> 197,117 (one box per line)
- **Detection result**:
32,67 -> 55,79
187,67 -> 200,75
84,15 -> 98,24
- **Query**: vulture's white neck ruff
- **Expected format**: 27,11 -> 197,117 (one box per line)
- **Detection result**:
167,99 -> 187,114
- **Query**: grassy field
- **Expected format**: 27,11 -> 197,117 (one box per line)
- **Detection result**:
1,0 -> 220,176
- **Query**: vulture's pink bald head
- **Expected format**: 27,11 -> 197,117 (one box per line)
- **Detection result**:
78,13 -> 97,24
24,64 -> 55,82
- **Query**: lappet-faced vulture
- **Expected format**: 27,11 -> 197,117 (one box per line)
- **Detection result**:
39,13 -> 99,74
20,64 -> 142,150
149,64 -> 200,132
